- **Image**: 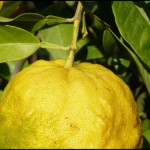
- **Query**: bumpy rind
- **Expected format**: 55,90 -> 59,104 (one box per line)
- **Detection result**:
0,59 -> 142,148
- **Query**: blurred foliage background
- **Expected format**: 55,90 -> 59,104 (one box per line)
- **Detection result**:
0,1 -> 150,148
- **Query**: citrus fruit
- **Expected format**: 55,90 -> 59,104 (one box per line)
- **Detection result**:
0,59 -> 142,148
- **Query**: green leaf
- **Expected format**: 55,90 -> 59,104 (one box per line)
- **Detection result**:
31,19 -> 47,33
0,63 -> 10,80
143,129 -> 150,144
0,13 -> 70,33
142,119 -> 150,133
41,42 -> 69,50
12,13 -> 45,33
112,1 -> 150,68
122,38 -> 150,93
6,60 -> 17,75
93,14 -> 110,30
0,1 -> 23,17
46,15 -> 70,25
130,50 -> 150,93
0,25 -> 40,63
32,15 -> 70,33
0,13 -> 45,23
103,29 -> 119,57
136,91 -> 146,115
145,1 -> 150,4
103,29 -> 131,77
65,1 -> 76,7
109,29 -> 150,93
0,16 -> 12,22
0,13 -> 45,32
81,2 -> 109,30
39,24 -> 73,59
86,45 -> 103,60
119,58 -> 130,68
75,37 -> 103,60
77,38 -> 90,52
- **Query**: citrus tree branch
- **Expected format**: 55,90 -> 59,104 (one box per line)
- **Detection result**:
64,1 -> 83,68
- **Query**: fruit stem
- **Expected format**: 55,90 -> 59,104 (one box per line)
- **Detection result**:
64,1 -> 83,68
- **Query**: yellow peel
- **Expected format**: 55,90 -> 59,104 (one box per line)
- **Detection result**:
0,59 -> 142,149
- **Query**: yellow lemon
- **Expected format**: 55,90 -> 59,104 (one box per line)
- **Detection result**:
0,59 -> 142,148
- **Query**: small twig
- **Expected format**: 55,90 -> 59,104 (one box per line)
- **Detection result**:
28,53 -> 38,64
81,11 -> 88,39
66,17 -> 75,23
64,1 -> 83,68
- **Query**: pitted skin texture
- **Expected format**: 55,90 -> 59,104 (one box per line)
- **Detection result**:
0,59 -> 142,148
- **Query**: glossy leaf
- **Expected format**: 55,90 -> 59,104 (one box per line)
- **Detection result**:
0,13 -> 45,32
77,38 -> 89,52
109,29 -> 150,93
41,42 -> 69,50
6,60 -> 17,75
75,37 -> 103,60
93,14 -> 110,30
86,45 -> 103,60
143,129 -> 150,144
81,1 -> 109,30
32,15 -> 71,33
0,13 -> 45,23
0,25 -> 40,63
0,13 -> 72,33
46,15 -> 70,25
131,51 -> 150,93
142,119 -> 150,133
32,15 -> 70,33
112,1 -> 150,68
103,29 -> 119,57
39,24 -> 73,59
0,63 -> 10,80
0,16 -> 12,22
